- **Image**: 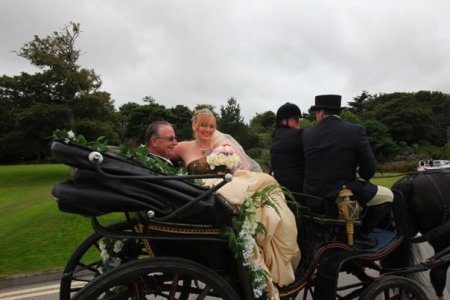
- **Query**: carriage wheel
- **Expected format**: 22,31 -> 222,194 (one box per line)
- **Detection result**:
60,221 -> 144,300
71,257 -> 240,300
359,275 -> 427,300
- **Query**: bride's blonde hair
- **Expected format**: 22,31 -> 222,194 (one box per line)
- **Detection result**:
192,108 -> 216,134
192,108 -> 262,172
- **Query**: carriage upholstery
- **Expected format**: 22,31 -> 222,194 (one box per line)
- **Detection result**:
50,140 -> 235,225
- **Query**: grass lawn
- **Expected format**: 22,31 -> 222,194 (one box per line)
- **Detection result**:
0,164 -> 403,278
371,172 -> 404,188
0,164 -> 95,278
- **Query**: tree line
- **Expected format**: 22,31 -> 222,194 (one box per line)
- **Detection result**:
1,22 -> 449,167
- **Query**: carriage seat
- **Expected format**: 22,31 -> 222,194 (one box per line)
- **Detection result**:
299,193 -> 339,217
296,192 -> 362,227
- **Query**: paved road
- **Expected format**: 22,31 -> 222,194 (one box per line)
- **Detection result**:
0,280 -> 60,300
1,243 -> 449,300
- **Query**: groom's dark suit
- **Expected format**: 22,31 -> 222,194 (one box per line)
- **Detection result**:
148,152 -> 174,166
302,115 -> 377,210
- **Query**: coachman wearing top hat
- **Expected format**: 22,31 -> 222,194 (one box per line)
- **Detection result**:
302,94 -> 394,247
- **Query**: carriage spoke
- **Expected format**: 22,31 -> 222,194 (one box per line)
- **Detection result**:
197,284 -> 212,299
75,261 -> 102,274
168,273 -> 180,299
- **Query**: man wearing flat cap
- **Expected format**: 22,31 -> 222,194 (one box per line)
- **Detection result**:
302,94 -> 393,247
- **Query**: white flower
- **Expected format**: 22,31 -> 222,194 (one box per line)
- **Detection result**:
109,257 -> 122,267
100,249 -> 110,262
67,130 -> 75,139
99,240 -> 106,251
251,264 -> 262,272
225,155 -> 239,169
113,240 -> 124,253
215,153 -> 228,165
254,288 -> 263,298
242,220 -> 258,234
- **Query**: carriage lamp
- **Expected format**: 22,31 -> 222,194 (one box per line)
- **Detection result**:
336,186 -> 361,246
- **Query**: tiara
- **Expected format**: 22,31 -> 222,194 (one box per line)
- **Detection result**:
191,108 -> 214,122
193,108 -> 213,117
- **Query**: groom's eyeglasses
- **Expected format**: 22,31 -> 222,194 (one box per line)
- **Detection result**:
157,136 -> 177,142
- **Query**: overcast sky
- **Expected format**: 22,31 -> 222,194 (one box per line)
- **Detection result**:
1,0 -> 449,121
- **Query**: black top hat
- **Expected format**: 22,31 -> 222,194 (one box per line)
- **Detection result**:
309,94 -> 342,111
276,102 -> 301,124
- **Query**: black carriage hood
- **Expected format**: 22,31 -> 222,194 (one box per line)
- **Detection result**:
50,140 -> 234,225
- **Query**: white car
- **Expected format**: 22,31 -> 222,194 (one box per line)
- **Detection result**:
417,159 -> 450,171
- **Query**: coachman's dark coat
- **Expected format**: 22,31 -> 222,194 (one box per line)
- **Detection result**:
270,127 -> 305,195
302,115 -> 377,209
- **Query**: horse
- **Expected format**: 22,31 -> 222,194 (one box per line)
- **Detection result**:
386,169 -> 450,300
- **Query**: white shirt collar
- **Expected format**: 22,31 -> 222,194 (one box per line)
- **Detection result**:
323,114 -> 341,119
149,152 -> 173,165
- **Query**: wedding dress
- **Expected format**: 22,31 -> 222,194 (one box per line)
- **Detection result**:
187,156 -> 300,299
186,157 -> 212,174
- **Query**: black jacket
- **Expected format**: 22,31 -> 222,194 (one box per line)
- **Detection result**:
270,127 -> 304,195
302,116 -> 377,206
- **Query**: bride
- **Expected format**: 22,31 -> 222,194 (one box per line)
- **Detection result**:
175,108 -> 300,299
175,109 -> 262,174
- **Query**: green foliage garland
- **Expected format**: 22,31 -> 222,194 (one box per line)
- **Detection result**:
52,129 -> 185,176
221,184 -> 282,299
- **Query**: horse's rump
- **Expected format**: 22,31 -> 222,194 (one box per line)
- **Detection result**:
392,170 -> 450,243
387,171 -> 450,298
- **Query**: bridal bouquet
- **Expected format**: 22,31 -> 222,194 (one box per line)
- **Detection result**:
207,144 -> 241,171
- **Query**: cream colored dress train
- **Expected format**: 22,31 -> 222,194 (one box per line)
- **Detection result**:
204,170 -> 301,299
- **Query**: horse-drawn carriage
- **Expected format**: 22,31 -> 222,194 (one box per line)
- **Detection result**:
50,139 -> 450,299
